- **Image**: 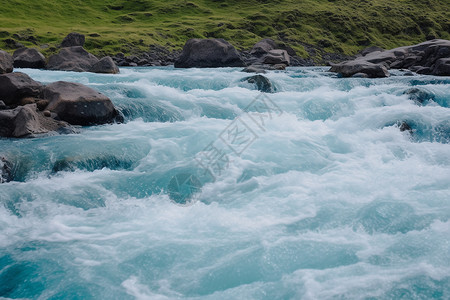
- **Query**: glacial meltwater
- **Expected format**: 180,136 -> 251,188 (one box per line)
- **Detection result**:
1,67 -> 449,299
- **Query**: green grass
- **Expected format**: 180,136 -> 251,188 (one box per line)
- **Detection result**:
0,0 -> 449,58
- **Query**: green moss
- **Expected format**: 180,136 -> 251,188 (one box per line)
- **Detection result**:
0,0 -> 448,57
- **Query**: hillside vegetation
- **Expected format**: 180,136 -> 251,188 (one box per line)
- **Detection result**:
1,0 -> 449,58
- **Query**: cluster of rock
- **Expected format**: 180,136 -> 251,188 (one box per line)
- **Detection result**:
173,38 -> 294,73
113,45 -> 181,67
330,39 -> 450,78
0,72 -> 121,138
1,32 -> 119,74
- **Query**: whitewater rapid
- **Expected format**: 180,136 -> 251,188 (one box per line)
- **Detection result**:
0,67 -> 449,299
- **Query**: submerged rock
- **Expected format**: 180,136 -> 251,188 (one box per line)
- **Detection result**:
0,50 -> 14,74
174,38 -> 244,68
41,81 -> 120,125
13,48 -> 46,69
0,72 -> 42,106
0,157 -> 13,183
241,75 -> 274,93
52,155 -> 133,173
403,88 -> 435,105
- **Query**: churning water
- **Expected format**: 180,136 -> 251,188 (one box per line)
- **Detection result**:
0,67 -> 449,299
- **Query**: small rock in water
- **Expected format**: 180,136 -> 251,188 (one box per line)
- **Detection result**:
399,121 -> 413,133
0,157 -> 13,183
403,88 -> 435,105
241,75 -> 275,93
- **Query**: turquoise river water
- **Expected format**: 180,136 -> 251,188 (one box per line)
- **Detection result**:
0,67 -> 449,299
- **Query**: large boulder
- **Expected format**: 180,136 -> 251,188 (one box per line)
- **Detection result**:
90,56 -> 119,74
41,81 -> 119,125
0,50 -> 14,74
330,61 -> 389,78
0,103 -> 72,138
0,72 -> 42,106
13,48 -> 46,69
47,46 -> 99,72
174,38 -> 244,68
61,32 -> 85,48
263,49 -> 290,65
250,39 -> 278,57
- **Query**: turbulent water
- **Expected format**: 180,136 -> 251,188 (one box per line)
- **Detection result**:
1,67 -> 449,299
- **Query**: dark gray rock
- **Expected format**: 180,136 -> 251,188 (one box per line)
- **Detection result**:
41,81 -> 119,125
403,88 -> 435,105
47,46 -> 99,72
250,39 -> 277,57
0,157 -> 13,183
242,65 -> 267,73
89,56 -> 119,74
351,72 -> 369,78
263,50 -> 290,66
0,50 -> 14,74
0,72 -> 42,106
432,58 -> 450,76
0,100 -> 7,110
0,103 -> 72,138
330,61 -> 389,78
174,38 -> 244,68
241,75 -> 274,93
13,47 -> 46,69
61,32 -> 85,48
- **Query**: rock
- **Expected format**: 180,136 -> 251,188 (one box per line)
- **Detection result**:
19,97 -> 36,106
399,121 -> 412,133
174,38 -> 244,68
3,38 -> 24,49
263,50 -> 290,65
250,39 -> 277,57
0,103 -> 72,138
89,56 -> 119,74
360,46 -> 384,56
0,50 -> 14,74
0,100 -> 7,110
13,48 -> 46,69
242,65 -> 267,74
432,58 -> 450,76
241,75 -> 274,93
403,88 -> 435,105
330,39 -> 450,77
330,61 -> 389,78
0,157 -> 13,183
61,32 -> 85,48
41,81 -> 119,125
43,110 -> 51,117
0,72 -> 42,106
47,46 -> 99,72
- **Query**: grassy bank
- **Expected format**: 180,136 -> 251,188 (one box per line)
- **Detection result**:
1,0 -> 449,58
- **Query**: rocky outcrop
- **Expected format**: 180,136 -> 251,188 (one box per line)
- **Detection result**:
13,48 -> 46,69
61,32 -> 85,48
0,72 -> 42,106
330,39 -> 450,77
263,49 -> 290,65
0,50 -> 14,74
330,61 -> 390,78
90,56 -> 119,74
41,81 -> 120,125
241,39 -> 292,72
174,38 -> 244,68
241,75 -> 275,93
250,39 -> 278,57
0,103 -> 73,138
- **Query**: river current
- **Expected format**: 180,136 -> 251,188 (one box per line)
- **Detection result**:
0,67 -> 449,299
